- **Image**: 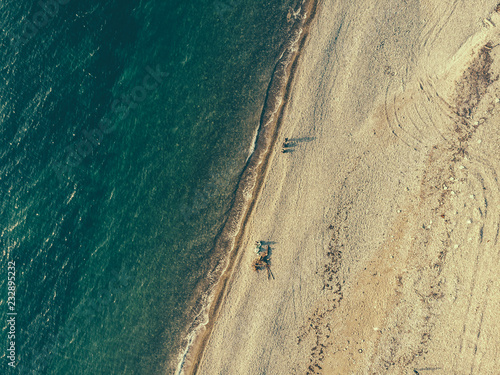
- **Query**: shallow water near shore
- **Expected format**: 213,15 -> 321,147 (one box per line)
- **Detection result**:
0,0 -> 296,373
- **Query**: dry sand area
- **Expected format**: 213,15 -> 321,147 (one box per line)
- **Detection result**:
194,1 -> 500,374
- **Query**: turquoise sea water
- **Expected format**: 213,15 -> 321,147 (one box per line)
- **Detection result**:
0,0 -> 297,373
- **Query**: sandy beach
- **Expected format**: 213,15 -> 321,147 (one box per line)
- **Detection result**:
190,1 -> 500,374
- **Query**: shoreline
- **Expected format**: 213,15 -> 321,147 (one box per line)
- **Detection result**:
174,0 -> 321,373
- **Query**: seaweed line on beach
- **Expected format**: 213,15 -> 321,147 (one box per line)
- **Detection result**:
296,198 -> 351,375
370,37 -> 500,373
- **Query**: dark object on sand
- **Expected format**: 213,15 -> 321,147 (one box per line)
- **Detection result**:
251,245 -> 275,280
